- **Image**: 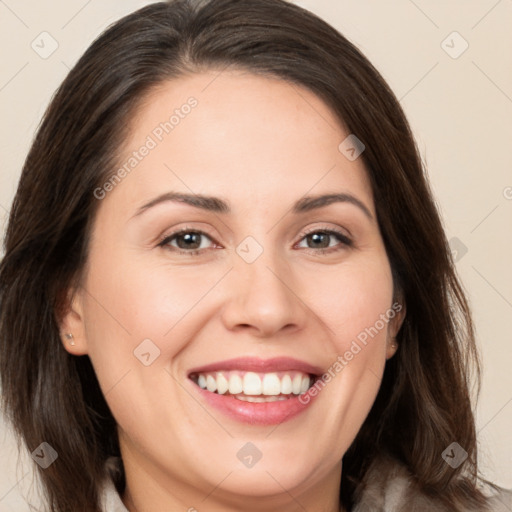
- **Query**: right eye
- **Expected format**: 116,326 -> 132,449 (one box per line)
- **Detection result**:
158,229 -> 218,256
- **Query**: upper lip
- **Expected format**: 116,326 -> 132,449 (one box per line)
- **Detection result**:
187,357 -> 323,376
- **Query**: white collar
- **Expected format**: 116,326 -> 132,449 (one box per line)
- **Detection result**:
99,476 -> 129,512
99,458 -> 129,512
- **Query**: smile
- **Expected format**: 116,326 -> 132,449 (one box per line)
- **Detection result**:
187,357 -> 321,425
191,370 -> 314,402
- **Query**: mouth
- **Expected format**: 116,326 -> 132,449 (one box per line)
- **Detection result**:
189,370 -> 318,402
187,357 -> 322,425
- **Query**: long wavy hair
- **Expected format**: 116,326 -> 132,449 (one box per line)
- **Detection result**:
0,0 -> 494,510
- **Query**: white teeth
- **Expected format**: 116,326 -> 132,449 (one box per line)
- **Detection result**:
281,374 -> 292,394
228,374 -> 243,394
300,375 -> 310,393
243,372 -> 262,395
235,395 -> 289,402
262,373 -> 281,395
194,370 -> 314,397
292,374 -> 302,394
206,375 -> 217,392
216,373 -> 229,395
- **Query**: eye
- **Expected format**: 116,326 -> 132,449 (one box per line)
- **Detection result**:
157,228 -> 217,255
157,227 -> 353,256
296,228 -> 353,254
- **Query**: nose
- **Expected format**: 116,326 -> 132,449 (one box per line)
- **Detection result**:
220,249 -> 306,338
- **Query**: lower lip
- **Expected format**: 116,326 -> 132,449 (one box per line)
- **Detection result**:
193,385 -> 318,425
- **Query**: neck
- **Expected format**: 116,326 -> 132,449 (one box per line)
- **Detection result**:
123,487 -> 344,512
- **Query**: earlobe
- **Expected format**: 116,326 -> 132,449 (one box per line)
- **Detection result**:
64,333 -> 76,346
386,338 -> 398,360
58,287 -> 89,356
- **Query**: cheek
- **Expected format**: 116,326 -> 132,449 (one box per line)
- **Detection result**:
288,255 -> 395,465
80,249 -> 227,389
304,255 -> 394,349
79,255 -> 196,436
83,249 -> 205,341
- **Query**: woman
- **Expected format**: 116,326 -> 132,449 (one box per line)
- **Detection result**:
0,0 -> 510,510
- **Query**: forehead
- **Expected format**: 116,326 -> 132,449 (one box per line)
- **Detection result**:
105,70 -> 374,216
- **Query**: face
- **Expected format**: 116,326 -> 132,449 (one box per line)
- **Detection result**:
61,70 -> 405,507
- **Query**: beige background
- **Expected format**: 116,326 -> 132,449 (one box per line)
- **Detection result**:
1,0 -> 511,509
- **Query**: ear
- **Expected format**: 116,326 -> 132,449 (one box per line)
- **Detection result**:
57,286 -> 89,356
385,296 -> 406,360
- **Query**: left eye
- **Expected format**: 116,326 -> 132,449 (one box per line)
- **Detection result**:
296,230 -> 352,251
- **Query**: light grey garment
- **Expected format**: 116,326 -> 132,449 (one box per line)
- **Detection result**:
352,453 -> 512,512
99,456 -> 512,512
99,477 -> 129,512
99,458 -> 128,512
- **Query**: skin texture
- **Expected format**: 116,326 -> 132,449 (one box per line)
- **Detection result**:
60,70 -> 405,512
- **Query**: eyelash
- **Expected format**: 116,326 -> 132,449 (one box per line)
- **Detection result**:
157,226 -> 353,256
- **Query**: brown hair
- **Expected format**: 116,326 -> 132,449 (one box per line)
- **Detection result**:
0,0 -> 495,510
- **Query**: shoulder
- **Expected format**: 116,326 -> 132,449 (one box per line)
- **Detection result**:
352,453 -> 512,512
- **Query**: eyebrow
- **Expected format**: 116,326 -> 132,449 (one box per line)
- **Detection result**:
131,191 -> 373,220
